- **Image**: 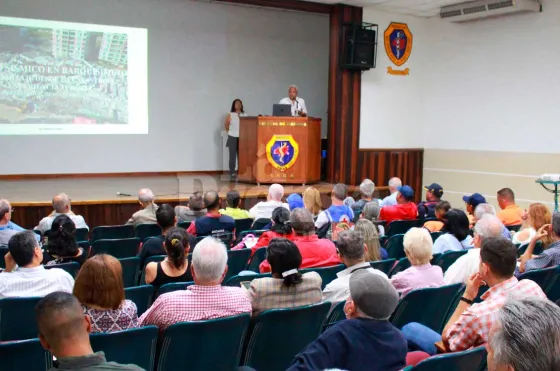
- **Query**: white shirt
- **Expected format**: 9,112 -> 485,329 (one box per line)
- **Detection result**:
0,266 -> 74,298
35,213 -> 89,234
249,201 -> 290,220
444,248 -> 481,285
380,192 -> 398,208
433,234 -> 473,254
279,97 -> 307,117
322,262 -> 388,304
512,227 -> 536,245
227,112 -> 246,138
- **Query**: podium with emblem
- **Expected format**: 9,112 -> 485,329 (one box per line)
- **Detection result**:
237,116 -> 321,185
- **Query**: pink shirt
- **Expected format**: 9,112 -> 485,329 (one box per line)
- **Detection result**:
390,264 -> 444,296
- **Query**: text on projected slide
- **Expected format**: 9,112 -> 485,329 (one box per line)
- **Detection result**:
0,17 -> 147,135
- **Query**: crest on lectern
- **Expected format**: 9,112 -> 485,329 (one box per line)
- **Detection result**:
266,135 -> 299,172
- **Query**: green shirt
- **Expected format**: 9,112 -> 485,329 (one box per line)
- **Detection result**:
219,207 -> 251,220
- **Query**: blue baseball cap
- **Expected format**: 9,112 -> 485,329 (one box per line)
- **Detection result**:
397,185 -> 414,200
462,193 -> 487,208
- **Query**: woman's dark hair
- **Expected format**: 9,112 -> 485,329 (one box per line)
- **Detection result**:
270,207 -> 292,235
164,227 -> 188,270
230,99 -> 244,113
48,214 -> 78,258
267,238 -> 302,287
435,201 -> 451,219
443,208 -> 470,242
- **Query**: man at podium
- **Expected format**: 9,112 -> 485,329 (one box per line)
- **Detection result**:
279,85 -> 307,117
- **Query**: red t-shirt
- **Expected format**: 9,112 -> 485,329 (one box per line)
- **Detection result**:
259,234 -> 340,273
379,202 -> 418,225
251,231 -> 295,257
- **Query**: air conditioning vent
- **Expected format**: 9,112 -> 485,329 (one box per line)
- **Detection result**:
441,9 -> 463,18
488,0 -> 514,10
463,5 -> 488,14
440,0 -> 540,22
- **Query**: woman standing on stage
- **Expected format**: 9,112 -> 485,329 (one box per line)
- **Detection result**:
225,98 -> 245,180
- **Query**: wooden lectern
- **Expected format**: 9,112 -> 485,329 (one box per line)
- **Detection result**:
238,116 -> 321,185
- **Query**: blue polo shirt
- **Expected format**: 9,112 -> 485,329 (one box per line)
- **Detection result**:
191,214 -> 235,237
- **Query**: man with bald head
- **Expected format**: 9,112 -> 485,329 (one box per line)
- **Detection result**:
249,183 -> 289,220
187,191 -> 235,238
126,188 -> 158,226
36,292 -> 143,370
35,193 -> 88,234
279,85 -> 308,117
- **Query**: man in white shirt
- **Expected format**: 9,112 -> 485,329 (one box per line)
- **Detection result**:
0,231 -> 74,298
279,85 -> 307,117
35,193 -> 89,234
380,177 -> 402,208
249,184 -> 289,220
444,214 -> 504,285
323,230 -> 387,304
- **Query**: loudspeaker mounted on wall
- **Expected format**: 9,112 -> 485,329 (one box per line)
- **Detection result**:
341,22 -> 378,71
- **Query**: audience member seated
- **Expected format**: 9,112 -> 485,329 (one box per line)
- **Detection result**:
246,238 -> 321,316
360,201 -> 385,236
144,228 -> 193,290
187,191 -> 235,238
343,196 -> 355,209
0,231 -> 74,298
249,183 -> 289,220
322,230 -> 387,303
519,212 -> 560,274
287,193 -> 304,211
463,192 -> 487,227
379,185 -> 418,225
175,192 -> 207,223
0,199 -> 19,245
36,292 -> 143,370
139,237 -> 251,329
423,201 -> 450,233
432,209 -> 473,254
487,298 -> 560,371
391,228 -> 444,296
126,188 -> 158,227
380,177 -> 402,208
315,183 -> 354,230
251,207 -> 294,255
303,186 -> 322,219
402,237 -> 546,355
289,270 -> 406,371
496,188 -> 523,227
444,215 -> 504,285
417,183 -> 444,220
219,190 -> 251,219
473,203 -> 511,239
43,215 -> 87,267
354,219 -> 388,261
352,179 -> 375,213
260,208 -> 340,273
512,202 -> 552,246
73,255 -> 138,333
35,193 -> 88,234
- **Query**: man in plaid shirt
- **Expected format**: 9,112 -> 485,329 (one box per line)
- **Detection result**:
139,237 -> 251,329
401,237 -> 546,355
519,212 -> 560,274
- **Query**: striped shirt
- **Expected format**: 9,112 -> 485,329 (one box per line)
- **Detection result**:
525,241 -> 560,272
0,265 -> 74,298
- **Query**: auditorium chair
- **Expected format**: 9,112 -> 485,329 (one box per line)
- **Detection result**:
433,250 -> 468,273
0,245 -> 8,269
91,225 -> 134,242
247,247 -> 267,273
390,283 -> 465,333
518,265 -> 558,291
124,285 -> 154,316
404,346 -> 487,371
119,257 -> 140,288
545,266 -> 560,302
157,314 -> 250,371
224,249 -> 252,282
90,326 -> 159,371
225,273 -> 272,287
0,297 -> 42,341
386,234 -> 406,259
0,338 -> 54,371
134,223 -> 162,243
430,253 -> 442,265
388,258 -> 411,278
506,224 -> 522,232
177,221 -> 191,229
251,218 -> 270,230
300,264 -> 346,290
430,231 -> 443,242
155,282 -> 195,299
517,241 -> 543,257
44,228 -> 88,242
321,300 -> 346,332
370,258 -> 397,275
386,220 -> 421,237
237,229 -> 268,242
241,302 -> 331,371
90,238 -> 141,259
235,218 -> 255,240
44,261 -> 80,278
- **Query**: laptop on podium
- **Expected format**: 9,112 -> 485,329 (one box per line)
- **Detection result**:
272,104 -> 292,117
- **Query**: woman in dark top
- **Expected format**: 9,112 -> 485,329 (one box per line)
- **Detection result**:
44,214 -> 87,266
144,227 -> 193,289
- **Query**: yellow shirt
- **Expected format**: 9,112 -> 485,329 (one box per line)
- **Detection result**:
219,207 -> 251,220
497,204 -> 523,226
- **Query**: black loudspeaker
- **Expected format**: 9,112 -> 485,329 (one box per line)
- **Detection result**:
341,23 -> 377,71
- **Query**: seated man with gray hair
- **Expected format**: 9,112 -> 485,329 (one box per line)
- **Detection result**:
315,183 -> 354,230
126,188 -> 158,227
248,183 -> 289,220
35,193 -> 88,234
474,203 -> 511,239
0,199 -> 19,245
360,201 -> 385,236
139,237 -> 251,329
352,179 -> 375,213
380,177 -> 402,208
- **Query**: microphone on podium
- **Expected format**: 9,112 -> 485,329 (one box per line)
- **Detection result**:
116,192 -> 132,197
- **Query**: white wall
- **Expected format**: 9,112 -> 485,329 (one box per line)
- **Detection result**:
0,0 -> 329,174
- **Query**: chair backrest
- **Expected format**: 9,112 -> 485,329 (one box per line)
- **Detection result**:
91,225 -> 134,242
124,285 -> 154,316
434,250 -> 469,273
158,314 -> 251,371
251,218 -> 271,230
545,266 -> 560,303
139,255 -> 167,285
0,297 -> 42,341
388,258 -> 411,278
506,224 -> 522,232
0,338 -> 54,371
0,245 -> 8,269
196,232 -> 234,247
518,265 -> 558,291
237,229 -> 268,241
386,234 -> 406,259
322,300 -> 346,332
300,264 -> 346,290
225,273 -> 272,287
410,346 -> 487,371
75,227 -> 89,242
91,238 -> 141,259
155,282 -> 195,299
242,302 -> 331,371
235,218 -> 255,237
225,249 -> 252,282
90,326 -> 159,371
44,261 -> 80,278
247,247 -> 267,273
119,257 -> 141,288
134,224 -> 163,243
390,283 -> 464,333
177,221 -> 191,229
430,253 -> 442,265
430,231 -> 443,242
387,219 -> 421,237
370,259 -> 396,275
517,241 -> 543,257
